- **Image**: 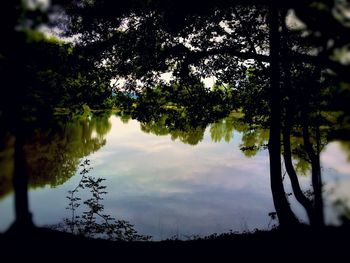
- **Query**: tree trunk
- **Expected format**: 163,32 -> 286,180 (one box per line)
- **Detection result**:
11,130 -> 33,231
268,4 -> 299,227
279,11 -> 314,226
302,118 -> 324,227
282,117 -> 315,224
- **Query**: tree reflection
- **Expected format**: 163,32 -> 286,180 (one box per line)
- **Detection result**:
132,107 -> 349,227
0,112 -> 112,199
140,118 -> 206,146
1,0 -> 350,240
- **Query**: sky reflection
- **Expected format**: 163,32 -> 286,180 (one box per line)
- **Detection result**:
1,116 -> 350,238
78,117 -> 276,239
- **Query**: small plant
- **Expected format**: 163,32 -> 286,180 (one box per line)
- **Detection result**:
54,159 -> 151,241
268,211 -> 278,229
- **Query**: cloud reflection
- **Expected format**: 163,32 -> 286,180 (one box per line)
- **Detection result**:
321,142 -> 350,175
20,116 -> 350,239
83,117 -> 275,239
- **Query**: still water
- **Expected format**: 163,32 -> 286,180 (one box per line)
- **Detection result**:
1,114 -> 350,239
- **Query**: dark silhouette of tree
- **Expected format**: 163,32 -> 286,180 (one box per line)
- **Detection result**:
2,0 -> 350,231
58,0 -> 303,227
0,1 -> 115,231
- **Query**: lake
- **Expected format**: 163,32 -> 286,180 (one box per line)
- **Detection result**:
1,113 -> 350,240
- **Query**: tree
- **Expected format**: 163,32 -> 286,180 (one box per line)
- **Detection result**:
56,0 -> 350,227
57,0 -> 289,227
0,0 -> 116,231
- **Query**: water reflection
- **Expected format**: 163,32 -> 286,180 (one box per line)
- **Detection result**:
75,115 -> 276,239
52,159 -> 151,241
0,113 -> 111,231
0,113 -> 111,199
1,112 -> 350,239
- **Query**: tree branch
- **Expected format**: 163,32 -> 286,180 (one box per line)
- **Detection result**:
167,43 -> 349,79
232,6 -> 266,69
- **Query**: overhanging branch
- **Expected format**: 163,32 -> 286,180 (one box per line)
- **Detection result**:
167,43 -> 349,80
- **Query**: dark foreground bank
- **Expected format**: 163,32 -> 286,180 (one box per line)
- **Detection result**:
1,225 -> 349,261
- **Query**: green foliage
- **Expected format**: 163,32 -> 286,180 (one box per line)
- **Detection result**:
2,0 -> 350,230
339,141 -> 350,161
240,129 -> 269,157
210,119 -> 235,143
0,112 -> 112,199
22,29 -> 64,45
139,114 -> 206,145
0,134 -> 15,199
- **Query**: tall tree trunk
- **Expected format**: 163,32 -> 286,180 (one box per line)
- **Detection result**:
282,115 -> 315,224
279,11 -> 315,225
302,118 -> 324,227
268,4 -> 299,227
